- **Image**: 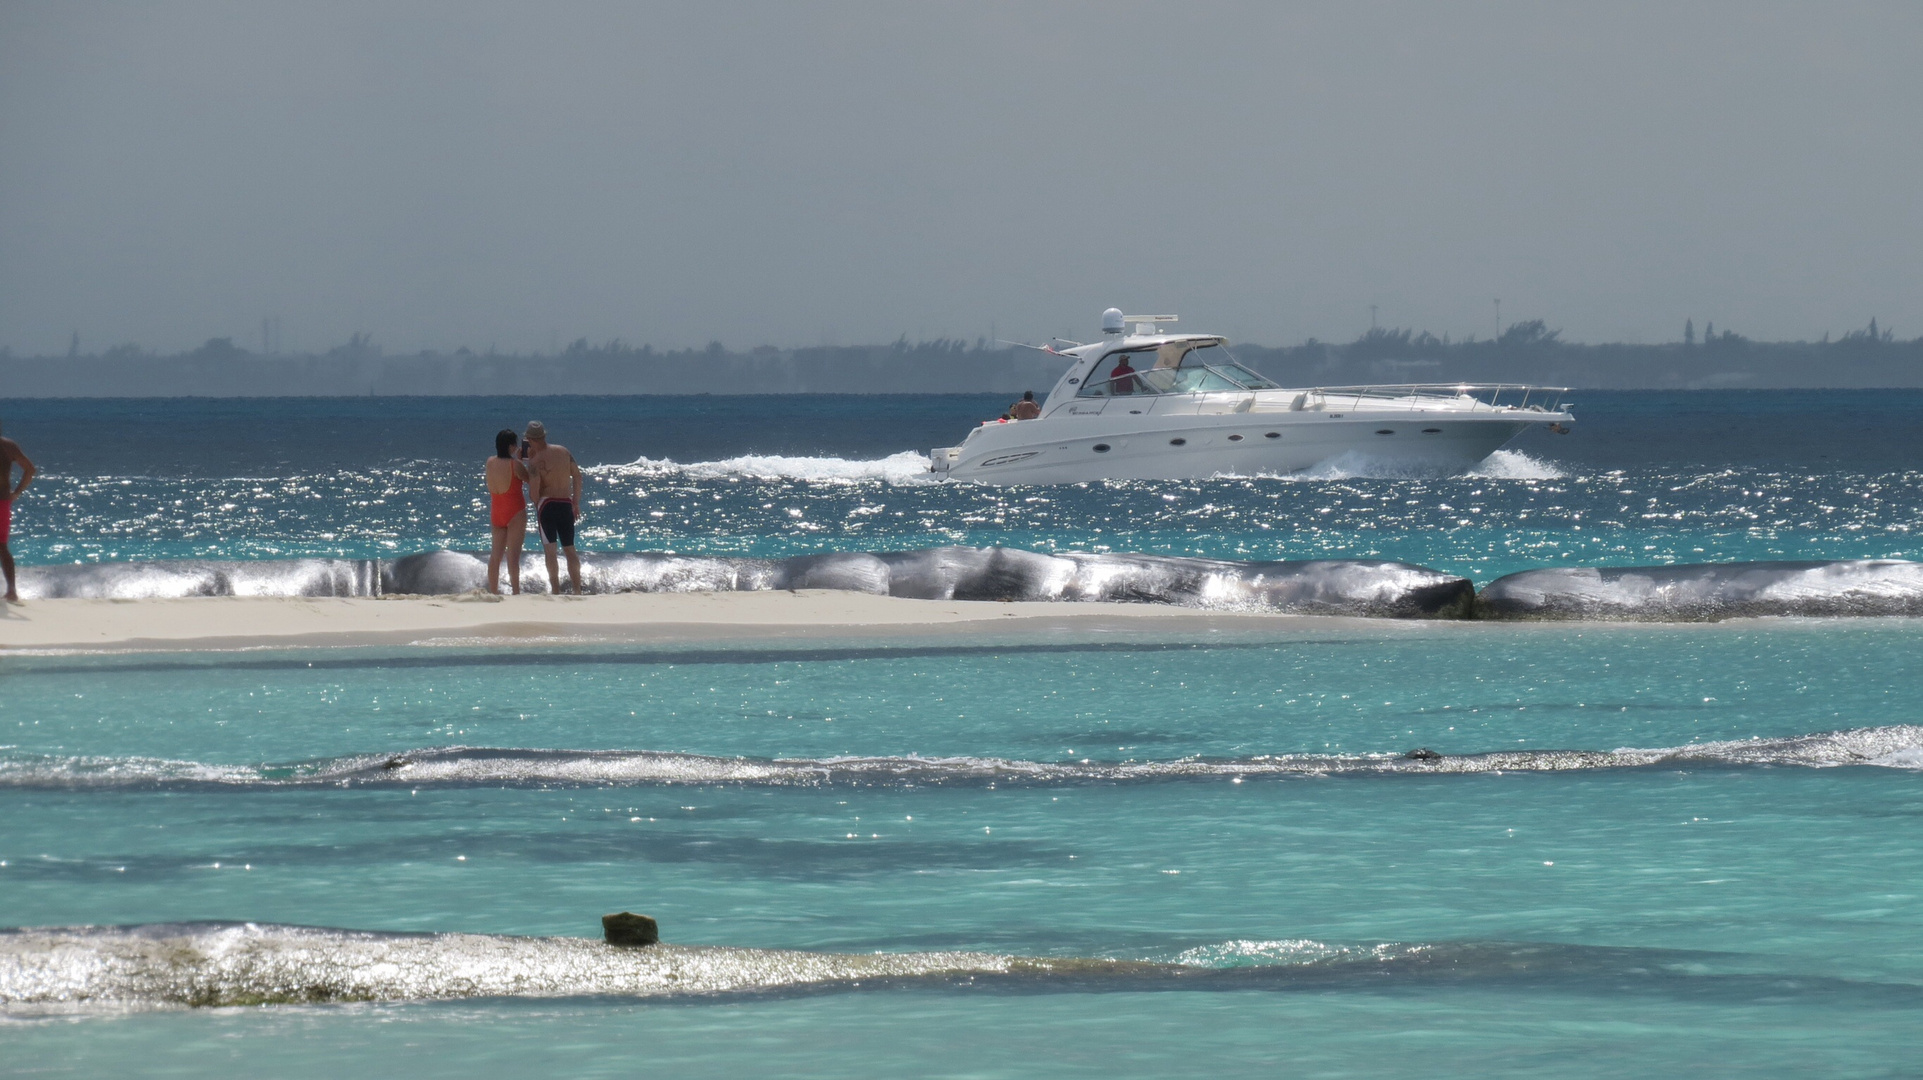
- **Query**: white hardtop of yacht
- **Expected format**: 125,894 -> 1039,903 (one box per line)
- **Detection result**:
929,307 -> 1573,484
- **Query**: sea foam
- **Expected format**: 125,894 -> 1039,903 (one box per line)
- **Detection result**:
1481,560 -> 1923,619
17,546 -> 1475,616
2,922 -> 1831,1010
592,451 -> 936,485
19,547 -> 1923,620
1466,449 -> 1565,480
590,448 -> 1564,485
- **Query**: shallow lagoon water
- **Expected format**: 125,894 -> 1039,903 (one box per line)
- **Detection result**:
3,393 -> 1922,1076
4,627 -> 1923,1076
5,622 -> 1921,765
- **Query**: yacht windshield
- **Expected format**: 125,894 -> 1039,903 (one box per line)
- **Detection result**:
1224,361 -> 1279,390
1077,341 -> 1264,397
1175,344 -> 1264,390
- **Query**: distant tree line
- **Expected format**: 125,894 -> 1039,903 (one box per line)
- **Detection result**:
1232,319 -> 1921,390
2,320 -> 1918,397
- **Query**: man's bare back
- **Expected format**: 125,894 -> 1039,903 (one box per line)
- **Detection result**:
521,420 -> 585,594
526,442 -> 581,509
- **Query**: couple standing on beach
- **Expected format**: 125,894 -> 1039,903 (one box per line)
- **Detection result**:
485,420 -> 584,596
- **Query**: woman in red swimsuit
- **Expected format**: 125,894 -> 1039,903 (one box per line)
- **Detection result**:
485,429 -> 529,594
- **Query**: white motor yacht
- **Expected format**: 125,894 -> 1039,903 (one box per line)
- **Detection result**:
929,309 -> 1574,484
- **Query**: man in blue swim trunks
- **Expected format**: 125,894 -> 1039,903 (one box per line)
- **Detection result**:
522,420 -> 584,595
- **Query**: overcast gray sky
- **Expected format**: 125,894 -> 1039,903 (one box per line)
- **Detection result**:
1,1 -> 1917,355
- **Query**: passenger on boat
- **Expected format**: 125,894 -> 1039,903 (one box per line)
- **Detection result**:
1108,356 -> 1138,395
1010,391 -> 1041,420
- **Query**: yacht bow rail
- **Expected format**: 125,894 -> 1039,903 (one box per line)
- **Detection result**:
1306,383 -> 1572,413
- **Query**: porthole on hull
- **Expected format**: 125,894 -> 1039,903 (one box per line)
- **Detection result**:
1421,428 -> 1442,434
1227,434 -> 1244,441
1091,443 -> 1111,453
1263,432 -> 1280,439
1375,429 -> 1395,435
1169,438 -> 1187,446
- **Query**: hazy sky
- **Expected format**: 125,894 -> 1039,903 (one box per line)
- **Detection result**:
2,1 -> 1918,355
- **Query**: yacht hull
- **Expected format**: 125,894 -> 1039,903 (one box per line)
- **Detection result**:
933,412 -> 1541,484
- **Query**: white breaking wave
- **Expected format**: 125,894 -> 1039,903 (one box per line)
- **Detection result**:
0,754 -> 265,786
1275,448 -> 1566,482
1283,452 -> 1427,481
588,448 -> 1563,485
592,451 -> 935,485
1173,939 -> 1354,968
5,726 -> 1918,792
1235,449 -> 1556,482
0,923 -> 1750,1009
1467,449 -> 1565,480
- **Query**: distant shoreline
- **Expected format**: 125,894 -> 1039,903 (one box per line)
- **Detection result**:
5,327 -> 1920,395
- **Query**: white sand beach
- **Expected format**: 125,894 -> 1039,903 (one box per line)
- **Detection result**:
0,592 -> 1334,653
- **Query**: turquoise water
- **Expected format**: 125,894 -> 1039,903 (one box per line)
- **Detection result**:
3,393 -> 1922,1075
4,625 -> 1922,1076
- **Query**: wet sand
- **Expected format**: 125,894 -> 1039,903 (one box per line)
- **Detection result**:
0,591 -> 1354,653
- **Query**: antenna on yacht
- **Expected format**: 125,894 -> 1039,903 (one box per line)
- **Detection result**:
1101,308 -> 1125,336
997,339 -> 1075,355
1123,313 -> 1178,336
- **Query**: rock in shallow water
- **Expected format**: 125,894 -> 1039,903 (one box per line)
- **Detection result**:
601,912 -> 659,947
1478,560 -> 1923,620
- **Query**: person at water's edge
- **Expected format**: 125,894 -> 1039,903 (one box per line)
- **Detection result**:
0,420 -> 37,603
524,420 -> 584,595
485,428 -> 530,595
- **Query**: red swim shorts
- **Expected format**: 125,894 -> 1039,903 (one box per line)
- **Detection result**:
0,499 -> 10,545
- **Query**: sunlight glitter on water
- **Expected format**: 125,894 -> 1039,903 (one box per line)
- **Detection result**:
20,461 -> 1921,579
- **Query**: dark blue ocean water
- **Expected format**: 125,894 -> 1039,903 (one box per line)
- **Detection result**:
2,392 -> 1921,1077
2,391 -> 1920,577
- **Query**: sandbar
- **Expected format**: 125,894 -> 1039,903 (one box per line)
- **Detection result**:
0,591 -> 1367,654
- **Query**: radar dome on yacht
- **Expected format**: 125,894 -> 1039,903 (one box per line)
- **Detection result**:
1101,308 -> 1125,336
